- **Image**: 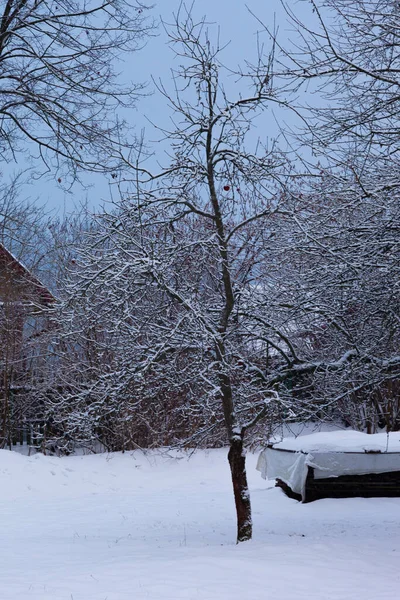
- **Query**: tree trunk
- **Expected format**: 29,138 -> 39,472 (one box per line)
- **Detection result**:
228,433 -> 252,543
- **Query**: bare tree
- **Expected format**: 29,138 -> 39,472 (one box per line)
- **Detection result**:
55,7 -> 311,543
276,1 -> 400,174
0,0 -> 152,177
265,169 -> 400,432
264,0 -> 400,429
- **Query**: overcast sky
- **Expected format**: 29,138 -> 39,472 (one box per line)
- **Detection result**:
13,0 -> 314,216
136,1 -> 293,141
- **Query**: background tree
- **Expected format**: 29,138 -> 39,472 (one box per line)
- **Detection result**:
0,0 -> 152,446
279,0 -> 400,171
261,0 -> 400,430
265,169 -> 400,432
0,0 -> 152,178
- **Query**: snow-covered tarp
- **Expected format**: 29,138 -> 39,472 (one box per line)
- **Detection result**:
257,430 -> 400,500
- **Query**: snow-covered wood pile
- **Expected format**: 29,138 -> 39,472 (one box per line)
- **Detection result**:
257,430 -> 400,503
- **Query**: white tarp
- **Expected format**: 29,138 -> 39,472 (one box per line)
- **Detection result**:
257,430 -> 400,500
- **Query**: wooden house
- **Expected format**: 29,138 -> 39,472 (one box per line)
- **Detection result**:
0,242 -> 54,305
0,243 -> 54,448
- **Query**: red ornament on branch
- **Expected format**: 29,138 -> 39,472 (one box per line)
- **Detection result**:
223,185 -> 230,191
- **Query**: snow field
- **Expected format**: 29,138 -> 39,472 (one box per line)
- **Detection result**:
1,448 -> 400,599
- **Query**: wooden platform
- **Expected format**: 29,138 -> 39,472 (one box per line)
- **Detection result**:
277,467 -> 400,503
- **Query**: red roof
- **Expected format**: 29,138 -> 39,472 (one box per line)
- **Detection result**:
0,243 -> 55,305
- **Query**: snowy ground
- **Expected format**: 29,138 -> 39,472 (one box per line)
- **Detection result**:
1,446 -> 400,600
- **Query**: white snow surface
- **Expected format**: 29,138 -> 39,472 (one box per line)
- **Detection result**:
1,447 -> 400,599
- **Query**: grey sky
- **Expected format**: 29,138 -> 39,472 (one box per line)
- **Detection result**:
9,0 -> 313,216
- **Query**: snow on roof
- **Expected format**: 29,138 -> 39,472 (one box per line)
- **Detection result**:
0,242 -> 55,305
270,430 -> 400,453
